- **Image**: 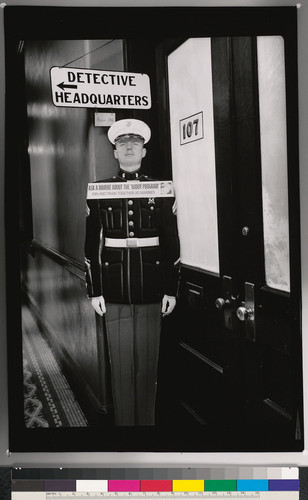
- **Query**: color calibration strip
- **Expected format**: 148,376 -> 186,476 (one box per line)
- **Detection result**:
11,467 -> 299,480
48,478 -> 298,492
11,471 -> 299,493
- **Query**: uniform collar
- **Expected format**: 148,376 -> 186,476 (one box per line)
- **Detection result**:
118,169 -> 141,180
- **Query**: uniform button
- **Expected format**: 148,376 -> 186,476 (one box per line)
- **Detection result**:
128,210 -> 134,216
128,200 -> 133,205
156,261 -> 160,265
129,232 -> 135,237
104,262 -> 109,266
150,206 -> 155,211
128,221 -> 134,226
108,207 -> 112,211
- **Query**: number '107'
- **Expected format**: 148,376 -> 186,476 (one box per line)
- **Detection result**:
183,118 -> 199,139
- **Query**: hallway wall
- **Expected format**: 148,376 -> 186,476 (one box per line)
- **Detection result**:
22,39 -> 125,416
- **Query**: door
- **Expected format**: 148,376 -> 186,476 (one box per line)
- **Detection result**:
157,36 -> 302,451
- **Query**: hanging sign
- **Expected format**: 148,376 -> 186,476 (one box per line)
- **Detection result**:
50,66 -> 151,109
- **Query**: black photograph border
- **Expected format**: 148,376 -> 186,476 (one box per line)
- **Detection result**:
4,5 -> 301,453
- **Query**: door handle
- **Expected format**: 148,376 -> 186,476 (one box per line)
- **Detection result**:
236,282 -> 256,342
215,276 -> 237,330
215,297 -> 230,310
236,306 -> 254,321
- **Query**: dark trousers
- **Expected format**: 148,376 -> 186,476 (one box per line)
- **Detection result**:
105,303 -> 161,426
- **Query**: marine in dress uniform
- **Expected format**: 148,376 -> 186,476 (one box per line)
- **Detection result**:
85,119 -> 180,426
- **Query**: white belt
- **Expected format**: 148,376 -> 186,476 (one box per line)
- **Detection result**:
105,237 -> 159,248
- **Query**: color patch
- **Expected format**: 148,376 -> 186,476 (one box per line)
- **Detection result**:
108,480 -> 140,491
11,480 -> 45,491
140,480 -> 173,491
204,480 -> 237,491
281,468 -> 299,479
269,479 -> 299,491
237,480 -> 268,491
44,480 -> 76,491
173,480 -> 204,491
76,480 -> 108,491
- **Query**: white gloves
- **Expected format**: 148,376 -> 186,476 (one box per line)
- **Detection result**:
90,295 -> 106,316
161,295 -> 176,317
90,294 -> 176,317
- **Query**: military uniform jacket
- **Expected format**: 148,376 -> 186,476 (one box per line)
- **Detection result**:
85,170 -> 181,304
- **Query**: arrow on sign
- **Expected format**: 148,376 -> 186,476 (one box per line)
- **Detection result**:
57,82 -> 78,90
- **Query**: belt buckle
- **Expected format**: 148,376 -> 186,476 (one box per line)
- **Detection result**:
127,238 -> 138,248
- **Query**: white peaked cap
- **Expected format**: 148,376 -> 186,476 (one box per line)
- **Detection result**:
107,118 -> 151,144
